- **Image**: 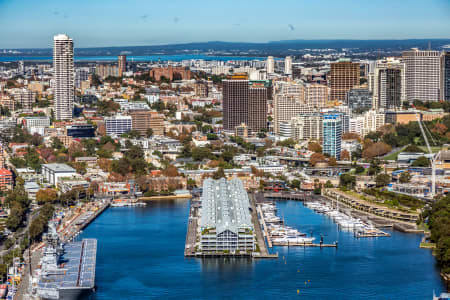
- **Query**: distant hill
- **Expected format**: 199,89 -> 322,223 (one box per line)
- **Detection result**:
1,39 -> 449,57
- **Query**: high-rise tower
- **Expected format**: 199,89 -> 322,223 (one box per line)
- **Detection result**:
53,34 -> 74,120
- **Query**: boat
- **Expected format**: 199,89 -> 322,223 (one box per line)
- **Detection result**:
30,221 -> 97,300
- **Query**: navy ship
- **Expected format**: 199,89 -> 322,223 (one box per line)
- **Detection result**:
30,222 -> 97,300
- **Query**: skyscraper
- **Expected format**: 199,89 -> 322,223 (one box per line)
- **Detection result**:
248,83 -> 268,133
402,48 -> 441,102
118,55 -> 127,77
266,56 -> 275,74
222,78 -> 268,133
222,79 -> 249,131
322,114 -> 342,160
373,58 -> 406,110
330,60 -> 360,102
53,34 -> 74,120
441,52 -> 450,101
284,56 -> 292,76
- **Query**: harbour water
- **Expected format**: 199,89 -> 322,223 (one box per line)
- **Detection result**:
78,199 -> 445,299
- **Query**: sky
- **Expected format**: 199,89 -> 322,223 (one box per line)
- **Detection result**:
0,0 -> 449,48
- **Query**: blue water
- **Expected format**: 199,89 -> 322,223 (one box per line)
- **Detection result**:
78,200 -> 445,299
0,55 -> 264,62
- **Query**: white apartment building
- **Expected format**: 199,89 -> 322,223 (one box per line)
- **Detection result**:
105,115 -> 132,136
304,84 -> 329,108
284,56 -> 292,76
266,56 -> 275,74
274,94 -> 313,134
53,34 -> 74,120
290,114 -> 323,141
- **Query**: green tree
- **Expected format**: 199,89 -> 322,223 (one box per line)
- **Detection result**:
375,173 -> 391,187
212,167 -> 225,180
411,156 -> 430,167
339,174 -> 356,189
399,171 -> 412,183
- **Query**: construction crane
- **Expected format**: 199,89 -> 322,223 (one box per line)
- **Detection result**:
415,111 -> 440,199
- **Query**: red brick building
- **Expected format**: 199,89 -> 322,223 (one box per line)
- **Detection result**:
150,66 -> 191,81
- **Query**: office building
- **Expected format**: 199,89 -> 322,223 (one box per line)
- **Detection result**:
442,52 -> 450,101
266,56 -> 275,73
12,88 -> 34,110
53,34 -> 74,120
346,88 -> 372,111
66,124 -> 96,138
105,115 -> 132,136
284,56 -> 292,76
42,163 -> 77,185
118,55 -> 127,77
373,58 -> 406,110
330,60 -> 360,101
402,48 -> 441,102
322,114 -> 342,159
23,116 -> 50,128
75,68 -> 89,89
199,178 -> 255,253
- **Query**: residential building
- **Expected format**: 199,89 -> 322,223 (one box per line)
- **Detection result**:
66,124 -> 96,138
118,55 -> 127,77
199,178 -> 255,253
284,56 -> 292,76
330,60 -> 360,101
42,163 -> 77,185
373,58 -> 406,109
266,56 -> 275,73
105,115 -> 132,136
23,116 -> 51,128
442,52 -> 450,101
291,113 -> 323,141
12,88 -> 34,110
0,169 -> 13,191
53,34 -> 74,120
150,66 -> 191,81
95,64 -> 119,79
346,88 -> 372,111
402,48 -> 441,102
322,114 -> 342,159
305,84 -> 329,108
274,94 -> 312,134
248,82 -> 268,133
130,110 -> 152,135
222,79 -> 248,131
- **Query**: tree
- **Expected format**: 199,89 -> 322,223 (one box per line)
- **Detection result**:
308,142 -> 322,153
403,144 -> 424,153
355,165 -> 365,174
128,130 -> 141,139
212,167 -> 225,180
342,132 -> 360,140
339,174 -> 356,189
36,188 -> 58,205
290,179 -> 301,189
146,128 -> 153,138
362,142 -> 392,159
375,174 -> 391,187
399,171 -> 412,183
163,165 -> 180,177
309,153 -> 326,167
324,180 -> 334,188
51,137 -> 64,150
340,149 -> 350,161
411,156 -> 430,167
328,157 -> 337,166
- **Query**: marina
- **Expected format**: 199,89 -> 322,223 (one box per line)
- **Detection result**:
77,199 -> 445,299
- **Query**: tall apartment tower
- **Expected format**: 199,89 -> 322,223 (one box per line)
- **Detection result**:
402,48 -> 441,102
118,55 -> 127,77
322,114 -> 342,160
222,80 -> 249,131
373,58 -> 406,110
248,84 -> 268,133
53,34 -> 74,120
441,52 -> 450,101
330,60 -> 360,102
266,56 -> 275,74
284,56 -> 292,76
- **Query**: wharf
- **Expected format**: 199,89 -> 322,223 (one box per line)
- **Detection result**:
272,241 -> 337,247
139,194 -> 192,201
184,195 -> 277,259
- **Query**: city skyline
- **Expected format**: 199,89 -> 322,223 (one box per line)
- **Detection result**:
0,0 -> 449,48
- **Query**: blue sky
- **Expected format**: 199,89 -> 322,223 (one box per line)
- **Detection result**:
0,0 -> 449,48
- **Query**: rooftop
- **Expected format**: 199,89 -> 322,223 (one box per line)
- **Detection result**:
42,163 -> 76,173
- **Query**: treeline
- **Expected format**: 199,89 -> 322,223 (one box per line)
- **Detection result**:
422,194 -> 450,274
364,188 -> 424,209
